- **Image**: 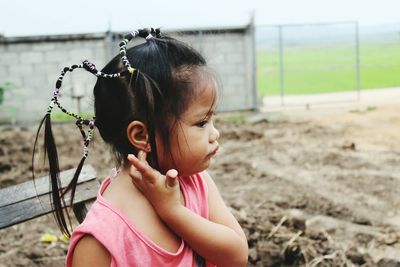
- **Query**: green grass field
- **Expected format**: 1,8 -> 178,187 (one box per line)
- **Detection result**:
257,42 -> 400,96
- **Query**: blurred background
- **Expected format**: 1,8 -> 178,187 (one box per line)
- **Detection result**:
0,0 -> 399,123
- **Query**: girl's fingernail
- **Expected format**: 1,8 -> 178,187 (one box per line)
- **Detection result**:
171,169 -> 178,177
127,154 -> 135,160
167,169 -> 178,178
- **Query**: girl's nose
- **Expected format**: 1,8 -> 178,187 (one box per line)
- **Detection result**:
210,123 -> 220,142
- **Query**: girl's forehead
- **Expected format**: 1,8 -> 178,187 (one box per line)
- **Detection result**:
194,70 -> 219,102
186,81 -> 218,117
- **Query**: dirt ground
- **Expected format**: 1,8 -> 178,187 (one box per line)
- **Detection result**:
1,103 -> 400,266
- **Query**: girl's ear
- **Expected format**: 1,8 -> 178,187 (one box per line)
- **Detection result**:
126,121 -> 151,152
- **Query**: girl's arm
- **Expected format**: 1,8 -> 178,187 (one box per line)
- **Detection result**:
71,235 -> 111,267
163,171 -> 248,267
128,153 -> 248,267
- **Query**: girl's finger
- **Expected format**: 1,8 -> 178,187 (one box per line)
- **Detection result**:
137,150 -> 147,161
165,169 -> 178,188
127,154 -> 157,184
127,154 -> 147,172
129,166 -> 142,180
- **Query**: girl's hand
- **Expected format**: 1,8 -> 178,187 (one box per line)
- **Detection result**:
127,151 -> 181,219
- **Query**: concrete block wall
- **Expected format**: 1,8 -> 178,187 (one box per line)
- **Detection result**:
169,28 -> 256,111
0,35 -> 106,124
0,25 -> 256,124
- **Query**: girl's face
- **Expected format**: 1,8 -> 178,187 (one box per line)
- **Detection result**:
156,81 -> 220,176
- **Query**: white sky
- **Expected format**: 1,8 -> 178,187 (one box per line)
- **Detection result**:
0,0 -> 399,36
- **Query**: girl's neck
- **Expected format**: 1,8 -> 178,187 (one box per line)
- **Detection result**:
108,167 -> 136,189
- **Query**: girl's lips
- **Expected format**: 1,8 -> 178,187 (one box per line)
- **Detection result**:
209,146 -> 219,157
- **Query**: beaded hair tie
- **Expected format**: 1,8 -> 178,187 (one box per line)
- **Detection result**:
34,28 -> 161,236
46,28 -> 160,158
47,61 -> 121,157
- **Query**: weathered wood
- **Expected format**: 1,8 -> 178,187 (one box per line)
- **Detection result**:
0,165 -> 99,229
0,165 -> 96,207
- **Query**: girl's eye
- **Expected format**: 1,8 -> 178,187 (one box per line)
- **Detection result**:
196,120 -> 208,128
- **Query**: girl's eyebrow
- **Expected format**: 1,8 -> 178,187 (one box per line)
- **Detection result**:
194,107 -> 214,118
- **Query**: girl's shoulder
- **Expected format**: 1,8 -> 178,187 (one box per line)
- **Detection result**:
69,235 -> 111,267
99,173 -> 186,254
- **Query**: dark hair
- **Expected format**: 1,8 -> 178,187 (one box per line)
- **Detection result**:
95,35 -> 209,168
33,29 -> 213,237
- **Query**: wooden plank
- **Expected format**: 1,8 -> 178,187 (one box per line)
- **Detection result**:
0,165 -> 96,207
0,179 -> 100,229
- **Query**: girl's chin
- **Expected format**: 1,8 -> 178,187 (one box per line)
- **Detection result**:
177,166 -> 209,177
166,158 -> 213,176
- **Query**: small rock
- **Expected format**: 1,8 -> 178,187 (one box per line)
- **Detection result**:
342,141 -> 356,150
236,209 -> 247,221
249,231 -> 260,241
346,247 -> 366,265
283,244 -> 302,264
291,217 -> 306,232
308,230 -> 328,241
380,233 -> 398,245
0,163 -> 11,172
26,247 -> 42,260
354,232 -> 374,244
352,216 -> 372,226
248,247 -> 258,262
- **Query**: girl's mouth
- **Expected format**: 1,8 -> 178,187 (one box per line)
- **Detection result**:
208,146 -> 219,157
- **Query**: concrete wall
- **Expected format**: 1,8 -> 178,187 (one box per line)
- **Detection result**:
174,28 -> 256,111
0,25 -> 256,124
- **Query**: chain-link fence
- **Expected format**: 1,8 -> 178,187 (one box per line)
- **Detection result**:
257,21 -> 400,107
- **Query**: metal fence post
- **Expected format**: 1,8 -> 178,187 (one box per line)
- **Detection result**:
250,14 -> 258,111
278,25 -> 285,106
197,30 -> 204,54
105,31 -> 114,62
355,22 -> 361,101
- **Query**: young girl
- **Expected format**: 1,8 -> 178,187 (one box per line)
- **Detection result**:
34,28 -> 248,267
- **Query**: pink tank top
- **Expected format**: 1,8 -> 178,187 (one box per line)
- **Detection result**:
66,172 -> 216,267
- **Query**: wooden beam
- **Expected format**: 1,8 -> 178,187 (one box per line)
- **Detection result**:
0,165 -> 99,229
0,165 -> 96,207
